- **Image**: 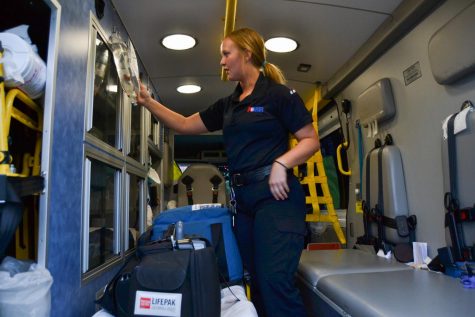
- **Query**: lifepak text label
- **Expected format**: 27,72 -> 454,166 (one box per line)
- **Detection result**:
134,291 -> 182,316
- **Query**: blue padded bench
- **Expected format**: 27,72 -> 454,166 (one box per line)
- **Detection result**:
297,249 -> 472,317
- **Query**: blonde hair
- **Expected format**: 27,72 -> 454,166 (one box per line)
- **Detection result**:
226,28 -> 286,85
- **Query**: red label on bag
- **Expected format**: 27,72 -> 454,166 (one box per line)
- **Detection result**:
140,297 -> 151,309
135,291 -> 182,316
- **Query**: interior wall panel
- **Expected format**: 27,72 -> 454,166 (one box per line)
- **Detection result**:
340,0 -> 475,257
47,1 -> 138,315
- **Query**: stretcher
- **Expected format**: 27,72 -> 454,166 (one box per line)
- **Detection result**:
297,249 -> 473,317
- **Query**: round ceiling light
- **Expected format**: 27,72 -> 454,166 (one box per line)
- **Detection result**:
161,34 -> 196,50
264,37 -> 298,53
177,84 -> 201,94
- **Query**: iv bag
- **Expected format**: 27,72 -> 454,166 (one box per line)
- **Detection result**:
109,31 -> 139,104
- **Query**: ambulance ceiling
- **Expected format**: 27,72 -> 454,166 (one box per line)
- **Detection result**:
111,0 -> 403,116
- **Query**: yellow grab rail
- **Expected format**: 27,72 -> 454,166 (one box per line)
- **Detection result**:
0,48 -> 7,162
336,141 -> 351,176
1,89 -> 43,177
5,89 -> 43,132
221,0 -> 238,81
0,48 -> 43,177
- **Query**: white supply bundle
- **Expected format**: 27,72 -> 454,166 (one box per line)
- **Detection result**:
0,25 -> 46,99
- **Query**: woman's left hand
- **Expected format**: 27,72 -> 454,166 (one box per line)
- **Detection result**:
269,162 -> 290,200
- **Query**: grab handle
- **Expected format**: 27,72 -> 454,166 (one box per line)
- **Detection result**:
337,141 -> 352,176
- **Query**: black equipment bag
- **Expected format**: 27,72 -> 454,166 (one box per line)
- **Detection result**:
96,229 -> 221,317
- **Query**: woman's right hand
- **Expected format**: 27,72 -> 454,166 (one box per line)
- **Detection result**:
136,82 -> 152,106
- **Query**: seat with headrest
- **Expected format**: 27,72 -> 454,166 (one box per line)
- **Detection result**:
177,163 -> 227,207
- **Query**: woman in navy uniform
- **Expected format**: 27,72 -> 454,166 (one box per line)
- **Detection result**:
137,28 -> 319,317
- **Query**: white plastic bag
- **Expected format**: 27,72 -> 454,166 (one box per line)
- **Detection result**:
0,25 -> 47,99
221,285 -> 258,317
92,309 -> 115,317
0,257 -> 53,317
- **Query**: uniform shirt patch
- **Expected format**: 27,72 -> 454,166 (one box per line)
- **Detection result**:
246,105 -> 264,113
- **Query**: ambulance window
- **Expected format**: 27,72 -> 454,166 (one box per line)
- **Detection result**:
86,158 -> 120,272
128,102 -> 141,161
126,173 -> 143,251
148,112 -> 155,141
82,16 -> 154,279
89,33 -> 120,148
150,116 -> 161,148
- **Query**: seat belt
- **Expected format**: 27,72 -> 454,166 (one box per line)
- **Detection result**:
362,142 -> 373,242
375,144 -> 387,252
363,139 -> 383,247
358,139 -> 381,247
444,112 -> 466,261
366,140 -> 382,240
181,175 -> 194,205
375,135 -> 417,252
357,121 -> 364,190
209,175 -> 222,204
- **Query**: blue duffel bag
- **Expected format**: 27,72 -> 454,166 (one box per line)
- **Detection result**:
152,205 -> 243,283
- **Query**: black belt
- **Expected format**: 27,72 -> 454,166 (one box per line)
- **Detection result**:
231,164 -> 291,187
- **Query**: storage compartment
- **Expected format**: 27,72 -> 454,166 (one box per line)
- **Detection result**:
356,78 -> 395,127
428,2 -> 475,84
0,0 -> 52,262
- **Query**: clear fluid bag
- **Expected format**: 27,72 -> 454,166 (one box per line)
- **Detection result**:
109,31 -> 139,104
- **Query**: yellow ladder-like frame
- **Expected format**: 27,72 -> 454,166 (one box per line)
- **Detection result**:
290,87 -> 346,244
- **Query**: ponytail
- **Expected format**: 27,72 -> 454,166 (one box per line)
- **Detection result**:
226,28 -> 287,85
262,61 -> 286,85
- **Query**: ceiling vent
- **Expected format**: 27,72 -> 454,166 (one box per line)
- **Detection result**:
297,63 -> 311,72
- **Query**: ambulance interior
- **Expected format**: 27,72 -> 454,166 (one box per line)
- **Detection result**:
1,0 -> 475,316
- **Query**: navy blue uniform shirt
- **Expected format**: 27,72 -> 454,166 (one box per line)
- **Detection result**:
199,73 -> 312,174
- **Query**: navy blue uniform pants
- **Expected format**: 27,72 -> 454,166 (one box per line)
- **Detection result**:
234,174 -> 307,317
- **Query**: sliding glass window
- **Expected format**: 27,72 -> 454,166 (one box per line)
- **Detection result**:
87,158 -> 120,271
82,15 -> 148,277
89,34 -> 120,148
129,104 -> 141,162
126,173 -> 143,250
